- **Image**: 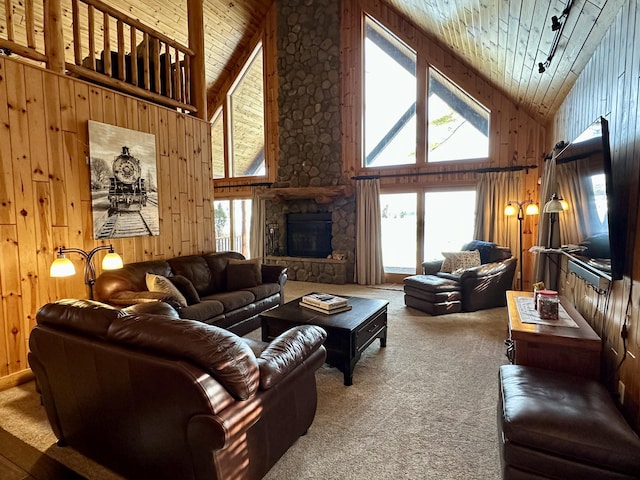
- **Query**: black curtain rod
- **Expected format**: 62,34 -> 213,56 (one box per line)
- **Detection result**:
351,164 -> 538,180
214,182 -> 273,189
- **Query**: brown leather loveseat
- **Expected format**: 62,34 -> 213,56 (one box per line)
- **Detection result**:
94,251 -> 287,335
29,299 -> 327,480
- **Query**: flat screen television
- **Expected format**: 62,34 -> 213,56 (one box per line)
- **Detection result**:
553,116 -> 624,280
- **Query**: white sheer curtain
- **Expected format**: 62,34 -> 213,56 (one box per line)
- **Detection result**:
249,187 -> 265,260
474,170 -> 524,249
355,178 -> 384,285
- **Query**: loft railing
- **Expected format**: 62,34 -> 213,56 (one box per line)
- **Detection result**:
0,0 -> 198,115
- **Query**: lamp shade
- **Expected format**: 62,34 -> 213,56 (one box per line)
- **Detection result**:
102,252 -> 124,270
50,255 -> 76,277
525,203 -> 539,215
544,193 -> 565,213
504,204 -> 517,216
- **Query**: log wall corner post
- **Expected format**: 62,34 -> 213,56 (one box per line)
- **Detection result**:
187,0 -> 206,120
44,0 -> 65,73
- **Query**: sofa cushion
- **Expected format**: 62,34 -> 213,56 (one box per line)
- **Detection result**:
146,273 -> 188,307
440,250 -> 481,273
203,251 -> 245,293
241,283 -> 281,302
108,315 -> 260,400
167,255 -> 213,297
202,291 -> 256,312
227,258 -> 262,290
179,300 -> 225,322
169,275 -> 200,305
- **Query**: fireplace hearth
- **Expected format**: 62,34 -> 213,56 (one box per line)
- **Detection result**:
286,212 -> 332,258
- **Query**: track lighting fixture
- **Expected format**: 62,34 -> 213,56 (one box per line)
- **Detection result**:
538,0 -> 573,74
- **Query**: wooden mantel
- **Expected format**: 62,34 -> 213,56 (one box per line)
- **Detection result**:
256,185 -> 354,204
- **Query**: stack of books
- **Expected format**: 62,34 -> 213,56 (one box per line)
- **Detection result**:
299,293 -> 352,314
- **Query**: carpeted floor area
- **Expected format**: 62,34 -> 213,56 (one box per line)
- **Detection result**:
0,281 -> 509,479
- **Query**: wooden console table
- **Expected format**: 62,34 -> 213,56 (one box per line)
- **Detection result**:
506,290 -> 601,380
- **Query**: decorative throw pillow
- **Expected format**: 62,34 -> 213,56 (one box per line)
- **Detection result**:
440,250 -> 481,274
146,273 -> 188,307
462,240 -> 497,264
169,275 -> 200,305
226,258 -> 262,290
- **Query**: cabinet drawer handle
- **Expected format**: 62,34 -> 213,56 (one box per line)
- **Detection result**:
367,324 -> 379,333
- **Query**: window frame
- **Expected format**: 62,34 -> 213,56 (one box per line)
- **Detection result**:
361,13 -> 492,173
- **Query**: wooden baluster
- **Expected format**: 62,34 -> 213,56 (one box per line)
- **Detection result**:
152,37 -> 160,94
164,41 -> 171,98
173,46 -> 179,102
25,0 -> 35,49
117,20 -> 125,81
5,0 -> 14,42
183,53 -> 191,105
103,12 -> 111,76
130,27 -> 138,87
142,32 -> 149,90
72,0 -> 81,65
88,5 -> 96,70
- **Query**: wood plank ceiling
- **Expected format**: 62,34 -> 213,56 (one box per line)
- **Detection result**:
1,0 -> 624,124
136,0 -> 623,125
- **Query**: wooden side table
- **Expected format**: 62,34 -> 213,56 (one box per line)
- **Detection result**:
506,290 -> 601,380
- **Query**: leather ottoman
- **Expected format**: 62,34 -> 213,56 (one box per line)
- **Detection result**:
403,275 -> 461,315
498,364 -> 640,480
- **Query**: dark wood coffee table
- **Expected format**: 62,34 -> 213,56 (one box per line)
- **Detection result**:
260,295 -> 388,386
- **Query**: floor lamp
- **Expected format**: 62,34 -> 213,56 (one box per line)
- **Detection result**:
505,199 -> 539,290
50,245 -> 124,299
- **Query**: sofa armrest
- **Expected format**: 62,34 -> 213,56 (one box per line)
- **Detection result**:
257,325 -> 327,389
261,264 -> 288,287
108,290 -> 184,310
422,259 -> 443,275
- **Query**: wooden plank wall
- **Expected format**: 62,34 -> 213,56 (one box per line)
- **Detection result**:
551,0 -> 640,430
341,0 -> 547,288
0,56 -> 213,389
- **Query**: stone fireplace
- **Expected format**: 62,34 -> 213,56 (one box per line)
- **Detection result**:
262,0 -> 355,284
286,212 -> 332,258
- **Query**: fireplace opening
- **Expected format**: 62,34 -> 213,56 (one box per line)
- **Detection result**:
286,212 -> 332,258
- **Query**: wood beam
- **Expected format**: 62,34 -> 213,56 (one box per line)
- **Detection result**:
187,0 -> 206,120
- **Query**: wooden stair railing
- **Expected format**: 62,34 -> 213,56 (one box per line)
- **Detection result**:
66,0 -> 195,113
0,0 -> 197,114
0,0 -> 47,63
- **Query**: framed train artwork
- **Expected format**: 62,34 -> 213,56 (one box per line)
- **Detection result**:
88,121 -> 160,239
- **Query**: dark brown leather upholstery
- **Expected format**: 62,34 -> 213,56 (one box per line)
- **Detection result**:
29,299 -> 326,480
94,251 -> 288,335
498,365 -> 640,479
420,243 -> 516,312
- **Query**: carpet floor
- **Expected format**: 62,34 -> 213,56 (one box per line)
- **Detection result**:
0,281 -> 509,479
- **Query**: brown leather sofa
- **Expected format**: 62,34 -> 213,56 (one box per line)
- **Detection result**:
29,299 -> 327,480
498,364 -> 640,479
408,241 -> 516,313
94,251 -> 287,336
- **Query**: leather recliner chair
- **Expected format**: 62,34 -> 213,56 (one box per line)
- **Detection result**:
29,299 -> 327,480
420,241 -> 517,312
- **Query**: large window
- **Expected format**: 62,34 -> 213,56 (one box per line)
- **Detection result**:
364,17 -> 416,168
380,189 -> 476,274
363,15 -> 490,167
214,199 -> 252,257
211,43 -> 265,179
428,69 -> 490,162
380,193 -> 417,273
423,190 -> 476,259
